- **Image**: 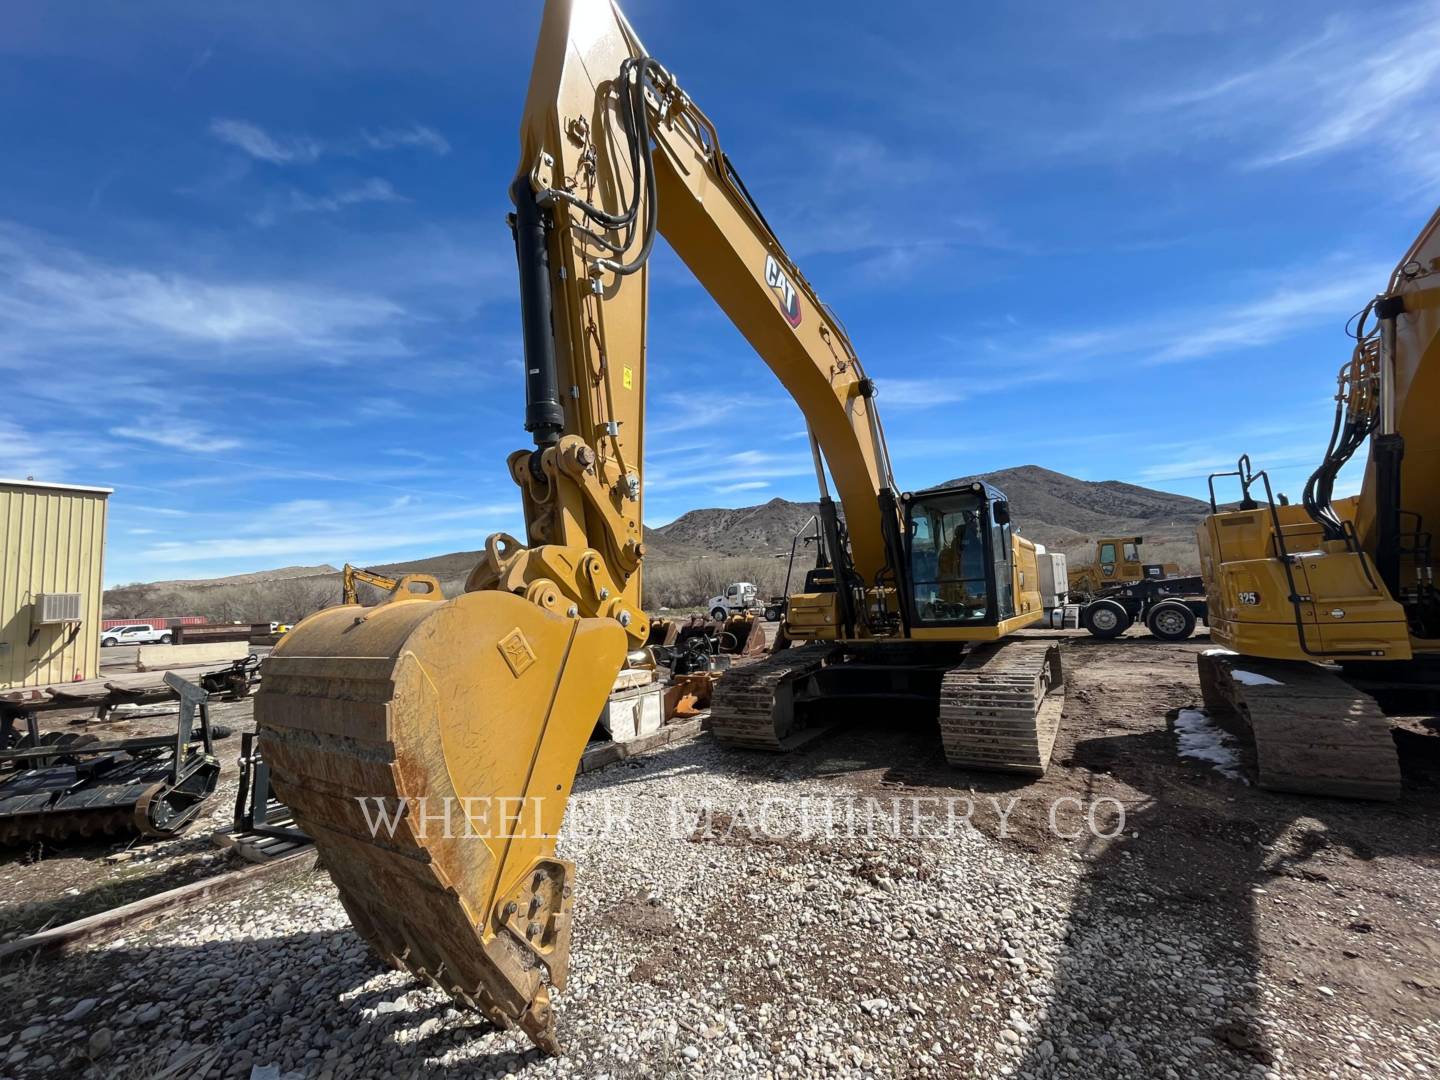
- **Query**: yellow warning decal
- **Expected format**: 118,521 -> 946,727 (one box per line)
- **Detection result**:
622,365 -> 633,390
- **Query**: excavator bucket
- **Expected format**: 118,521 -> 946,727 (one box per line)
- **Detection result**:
718,613 -> 769,658
645,617 -> 680,650
254,588 -> 626,1052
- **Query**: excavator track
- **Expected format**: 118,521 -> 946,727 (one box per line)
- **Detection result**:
709,645 -> 837,750
1197,651 -> 1401,800
0,752 -> 219,845
939,641 -> 1064,774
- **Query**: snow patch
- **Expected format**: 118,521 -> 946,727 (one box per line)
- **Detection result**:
1230,669 -> 1283,687
1173,708 -> 1247,782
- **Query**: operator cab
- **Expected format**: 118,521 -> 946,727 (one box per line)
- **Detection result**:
902,481 -> 1016,627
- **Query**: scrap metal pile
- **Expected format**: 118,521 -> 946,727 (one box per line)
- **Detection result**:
0,671 -> 224,844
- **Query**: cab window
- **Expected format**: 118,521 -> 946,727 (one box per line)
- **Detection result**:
1123,541 -> 1139,562
1100,543 -> 1117,566
907,490 -> 996,625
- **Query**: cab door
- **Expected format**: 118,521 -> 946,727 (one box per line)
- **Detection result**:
1099,541 -> 1118,580
1120,539 -> 1142,580
990,502 -> 1016,620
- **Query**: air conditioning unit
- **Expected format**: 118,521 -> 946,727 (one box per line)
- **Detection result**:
35,592 -> 84,624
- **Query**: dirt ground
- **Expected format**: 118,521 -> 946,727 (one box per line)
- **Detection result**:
782,629 -> 1440,1074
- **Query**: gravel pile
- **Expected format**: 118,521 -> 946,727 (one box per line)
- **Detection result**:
0,734 -> 1432,1079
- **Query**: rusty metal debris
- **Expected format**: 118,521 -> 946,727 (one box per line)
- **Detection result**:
0,672 -> 221,845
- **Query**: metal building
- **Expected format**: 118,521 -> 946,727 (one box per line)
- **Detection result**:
0,478 -> 111,690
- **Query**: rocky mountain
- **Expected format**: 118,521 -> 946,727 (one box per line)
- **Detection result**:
643,466 -> 1210,563
644,497 -> 823,558
109,564 -> 339,590
940,465 -> 1211,552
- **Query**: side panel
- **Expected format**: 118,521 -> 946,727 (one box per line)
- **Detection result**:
1011,536 -> 1044,624
0,483 -> 108,689
1201,504 -> 1411,661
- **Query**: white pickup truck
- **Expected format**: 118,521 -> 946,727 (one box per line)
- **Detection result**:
707,582 -> 760,620
101,624 -> 173,647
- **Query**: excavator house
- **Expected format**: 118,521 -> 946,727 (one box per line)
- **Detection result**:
1198,207 -> 1440,801
255,0 -> 1061,1054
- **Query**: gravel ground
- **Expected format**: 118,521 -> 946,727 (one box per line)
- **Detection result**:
0,635 -> 1436,1079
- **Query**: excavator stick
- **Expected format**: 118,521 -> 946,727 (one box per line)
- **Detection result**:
254,588 -> 625,1051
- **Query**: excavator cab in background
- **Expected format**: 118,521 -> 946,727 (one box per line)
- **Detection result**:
1197,206 -> 1440,801
256,0 -> 1063,1054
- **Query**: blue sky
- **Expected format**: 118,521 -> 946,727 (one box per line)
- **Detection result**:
2,1 -> 1436,585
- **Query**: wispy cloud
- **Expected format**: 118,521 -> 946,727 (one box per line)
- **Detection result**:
1134,5 -> 1440,182
646,447 -> 813,493
361,126 -> 450,155
0,222 -> 407,360
252,177 -> 408,227
875,379 -> 970,409
210,118 -> 321,164
110,422 -> 242,453
874,258 -> 1385,412
1043,263 -> 1384,367
715,480 -> 771,493
757,127 -> 1021,281
0,419 -> 72,480
209,118 -> 450,164
133,494 -> 517,573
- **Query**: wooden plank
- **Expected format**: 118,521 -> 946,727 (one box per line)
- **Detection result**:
612,668 -> 656,691
0,848 -> 318,963
136,641 -> 248,671
578,717 -> 704,773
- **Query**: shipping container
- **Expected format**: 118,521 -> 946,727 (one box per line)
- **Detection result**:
100,616 -> 205,630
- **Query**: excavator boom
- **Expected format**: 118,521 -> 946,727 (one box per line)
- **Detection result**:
256,0 -> 1058,1053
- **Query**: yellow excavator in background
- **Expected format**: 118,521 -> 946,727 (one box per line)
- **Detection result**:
255,0 -> 1062,1054
339,563 -> 398,605
338,563 -> 446,606
1198,206 -> 1440,800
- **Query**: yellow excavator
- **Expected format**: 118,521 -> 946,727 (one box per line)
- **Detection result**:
339,563 -> 444,606
1198,206 -> 1440,800
255,0 -> 1062,1053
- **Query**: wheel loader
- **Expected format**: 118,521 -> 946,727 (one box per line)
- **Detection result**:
1197,206 -> 1440,800
1067,536 -> 1180,598
254,0 -> 1063,1053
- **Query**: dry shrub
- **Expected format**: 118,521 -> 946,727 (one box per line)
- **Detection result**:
642,556 -> 794,612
